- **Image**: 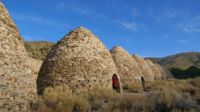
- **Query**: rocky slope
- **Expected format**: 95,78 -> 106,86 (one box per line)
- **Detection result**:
0,2 -> 36,111
37,27 -> 122,94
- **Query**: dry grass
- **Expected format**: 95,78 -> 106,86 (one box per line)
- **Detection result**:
109,94 -> 154,112
122,82 -> 143,92
31,86 -> 90,112
25,41 -> 54,60
31,78 -> 200,112
146,78 -> 200,112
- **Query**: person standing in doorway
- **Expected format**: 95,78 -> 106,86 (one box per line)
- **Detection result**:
112,74 -> 120,93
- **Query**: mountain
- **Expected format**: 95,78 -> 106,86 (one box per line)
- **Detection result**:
147,52 -> 200,70
145,57 -> 162,63
25,41 -> 54,60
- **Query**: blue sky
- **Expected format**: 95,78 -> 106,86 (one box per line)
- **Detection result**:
3,0 -> 200,57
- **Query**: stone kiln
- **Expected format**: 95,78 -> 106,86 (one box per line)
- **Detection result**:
0,2 -> 36,111
37,27 -> 122,94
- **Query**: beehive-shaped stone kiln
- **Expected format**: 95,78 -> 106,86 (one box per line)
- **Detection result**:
37,27 -> 121,94
0,2 -> 36,111
110,46 -> 143,87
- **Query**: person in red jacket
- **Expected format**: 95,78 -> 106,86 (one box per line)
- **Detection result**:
112,74 -> 120,92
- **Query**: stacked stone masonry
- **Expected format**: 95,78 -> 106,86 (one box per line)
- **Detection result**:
0,2 -> 36,112
37,27 -> 122,94
111,46 -> 171,88
110,46 -> 144,88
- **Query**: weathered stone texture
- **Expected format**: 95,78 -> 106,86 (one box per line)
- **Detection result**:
29,58 -> 43,75
37,27 -> 120,94
160,65 -> 174,79
111,46 -> 171,89
132,55 -> 155,81
0,2 -> 36,112
110,46 -> 143,87
145,59 -> 165,80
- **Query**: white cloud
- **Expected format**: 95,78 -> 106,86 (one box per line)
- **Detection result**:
120,21 -> 140,31
155,8 -> 190,23
12,13 -> 69,28
176,16 -> 200,33
175,39 -> 189,44
54,2 -> 108,20
196,15 -> 200,20
13,14 -> 41,22
164,9 -> 189,19
163,10 -> 177,18
182,26 -> 200,33
131,8 -> 140,18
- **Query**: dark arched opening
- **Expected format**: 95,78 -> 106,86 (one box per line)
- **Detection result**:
112,74 -> 121,93
141,76 -> 145,90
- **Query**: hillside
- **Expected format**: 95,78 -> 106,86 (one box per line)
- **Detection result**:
147,52 -> 200,70
170,66 -> 200,79
145,58 -> 162,63
25,41 -> 54,60
25,41 -> 200,70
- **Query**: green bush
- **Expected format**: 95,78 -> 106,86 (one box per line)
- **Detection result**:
170,66 -> 200,79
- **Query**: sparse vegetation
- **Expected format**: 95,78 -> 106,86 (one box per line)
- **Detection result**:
147,52 -> 200,79
147,52 -> 200,70
30,78 -> 200,112
170,66 -> 200,79
25,41 -> 54,60
31,86 -> 90,112
122,82 -> 143,93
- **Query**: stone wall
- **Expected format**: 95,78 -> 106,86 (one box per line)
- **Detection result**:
0,3 -> 36,111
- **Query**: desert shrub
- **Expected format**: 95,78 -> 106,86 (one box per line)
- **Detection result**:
32,86 -> 118,112
41,86 -> 90,112
31,78 -> 200,112
151,89 -> 194,112
109,94 -> 154,112
30,97 -> 54,112
147,79 -> 200,112
190,77 -> 200,88
123,82 -> 142,93
85,86 -> 118,111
